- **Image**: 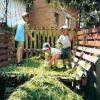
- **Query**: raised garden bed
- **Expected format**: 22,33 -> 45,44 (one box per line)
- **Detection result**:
0,73 -> 32,99
8,76 -> 82,100
0,57 -> 83,100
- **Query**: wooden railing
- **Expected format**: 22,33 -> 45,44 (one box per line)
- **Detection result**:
17,27 -> 63,58
24,27 -> 61,50
23,26 -> 77,50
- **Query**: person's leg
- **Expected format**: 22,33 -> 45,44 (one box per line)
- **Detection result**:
19,42 -> 24,63
52,54 -> 61,66
17,42 -> 24,64
17,47 -> 21,63
61,48 -> 67,67
20,48 -> 23,62
20,46 -> 23,62
67,47 -> 72,68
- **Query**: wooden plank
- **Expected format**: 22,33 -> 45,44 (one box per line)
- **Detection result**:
77,27 -> 100,35
78,41 -> 100,47
0,49 -> 11,55
0,43 -> 13,48
0,55 -> 12,61
77,31 -> 85,35
0,42 -> 12,45
77,34 -> 100,40
77,30 -> 94,36
0,60 -> 10,67
0,33 -> 4,35
74,46 -> 100,55
0,36 -> 11,39
34,31 -> 37,49
0,33 -> 11,37
38,32 -> 41,49
72,56 -> 91,71
0,42 -> 7,45
0,38 -> 12,42
0,44 -> 8,48
75,51 -> 99,63
30,39 -> 32,49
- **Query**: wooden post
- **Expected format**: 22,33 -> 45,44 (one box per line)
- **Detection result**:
96,58 -> 100,100
34,30 -> 37,49
25,33 -> 28,49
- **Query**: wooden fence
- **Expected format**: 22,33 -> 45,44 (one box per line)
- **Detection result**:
28,27 -> 77,50
20,27 -> 62,57
76,26 -> 100,48
72,26 -> 100,100
0,31 -> 16,67
24,27 -> 61,50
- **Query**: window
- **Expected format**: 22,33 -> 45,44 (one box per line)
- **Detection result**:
65,17 -> 71,28
46,0 -> 51,3
54,12 -> 59,26
64,13 -> 71,28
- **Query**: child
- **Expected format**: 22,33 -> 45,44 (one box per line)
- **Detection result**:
57,25 -> 72,68
15,12 -> 34,66
42,43 -> 62,68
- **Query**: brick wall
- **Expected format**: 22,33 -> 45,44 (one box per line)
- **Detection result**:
30,0 -> 78,29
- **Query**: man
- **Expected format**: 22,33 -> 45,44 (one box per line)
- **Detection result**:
15,12 -> 34,66
57,25 -> 72,68
42,43 -> 62,68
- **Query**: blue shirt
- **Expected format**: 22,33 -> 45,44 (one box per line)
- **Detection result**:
15,20 -> 26,42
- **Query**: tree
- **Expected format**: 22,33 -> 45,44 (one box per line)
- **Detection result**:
46,0 -> 100,28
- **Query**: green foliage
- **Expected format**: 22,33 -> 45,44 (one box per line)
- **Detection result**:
46,0 -> 100,27
0,57 -> 81,80
0,57 -> 83,99
8,76 -> 83,100
0,57 -> 42,75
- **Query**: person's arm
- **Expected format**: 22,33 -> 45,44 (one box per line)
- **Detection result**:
45,54 -> 52,65
25,24 -> 35,42
47,53 -> 60,65
27,31 -> 35,41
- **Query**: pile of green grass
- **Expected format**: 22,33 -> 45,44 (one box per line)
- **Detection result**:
0,57 -> 83,100
8,76 -> 83,100
0,57 -> 42,75
0,57 -> 81,80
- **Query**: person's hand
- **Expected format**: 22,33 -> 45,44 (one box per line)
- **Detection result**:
25,23 -> 30,30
